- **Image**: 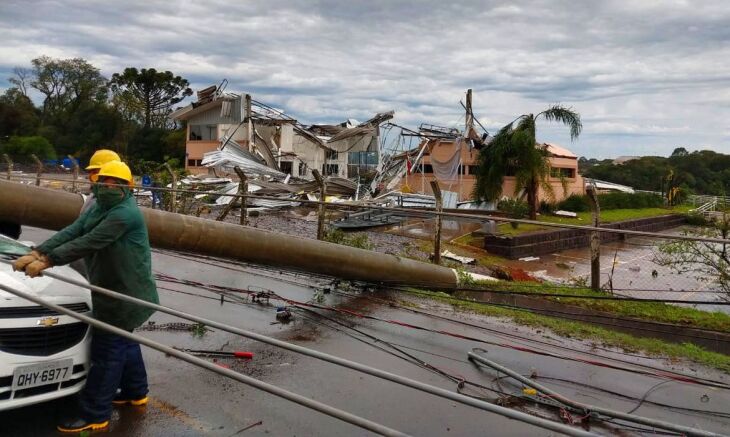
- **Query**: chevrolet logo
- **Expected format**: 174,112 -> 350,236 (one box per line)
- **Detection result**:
37,317 -> 59,327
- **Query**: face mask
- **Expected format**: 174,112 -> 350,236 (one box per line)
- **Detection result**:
96,186 -> 126,209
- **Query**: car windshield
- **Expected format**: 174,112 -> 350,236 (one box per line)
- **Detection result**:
0,234 -> 31,257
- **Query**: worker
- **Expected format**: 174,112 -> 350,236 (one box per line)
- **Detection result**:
13,160 -> 159,433
81,149 -> 121,214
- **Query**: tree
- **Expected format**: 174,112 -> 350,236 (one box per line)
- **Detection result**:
671,147 -> 689,157
473,105 -> 582,219
655,215 -> 730,301
109,68 -> 192,128
0,88 -> 40,137
8,67 -> 31,96
30,56 -> 107,121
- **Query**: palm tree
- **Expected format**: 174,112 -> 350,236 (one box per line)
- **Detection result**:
473,105 -> 582,220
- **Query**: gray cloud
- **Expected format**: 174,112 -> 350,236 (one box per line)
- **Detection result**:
1,0 -> 730,158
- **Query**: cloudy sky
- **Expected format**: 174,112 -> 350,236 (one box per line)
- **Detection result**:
1,0 -> 729,158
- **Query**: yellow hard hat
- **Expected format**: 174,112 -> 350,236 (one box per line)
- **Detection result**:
86,149 -> 121,170
97,160 -> 133,186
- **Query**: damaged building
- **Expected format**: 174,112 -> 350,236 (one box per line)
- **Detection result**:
169,85 -> 393,181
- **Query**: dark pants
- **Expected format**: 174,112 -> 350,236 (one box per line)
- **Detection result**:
80,329 -> 149,422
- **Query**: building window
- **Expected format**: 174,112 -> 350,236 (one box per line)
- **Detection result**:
468,165 -> 479,175
280,161 -> 293,175
422,164 -> 433,174
551,167 -> 575,178
298,162 -> 308,176
187,159 -> 203,167
323,164 -> 339,175
326,150 -> 339,160
189,125 -> 217,141
348,151 -> 378,165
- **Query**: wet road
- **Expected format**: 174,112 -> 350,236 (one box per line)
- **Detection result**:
1,227 -> 729,436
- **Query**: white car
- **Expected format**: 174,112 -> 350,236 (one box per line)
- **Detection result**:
0,234 -> 91,411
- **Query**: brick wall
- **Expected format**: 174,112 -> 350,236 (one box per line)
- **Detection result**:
483,214 -> 686,259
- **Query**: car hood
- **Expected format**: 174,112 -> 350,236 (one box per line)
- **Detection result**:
0,265 -> 91,303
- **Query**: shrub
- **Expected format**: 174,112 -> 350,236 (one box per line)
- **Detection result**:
498,198 -> 529,229
539,200 -> 556,214
324,228 -> 373,250
558,192 -> 664,212
0,136 -> 56,161
685,213 -> 709,227
597,192 -> 664,209
557,194 -> 590,212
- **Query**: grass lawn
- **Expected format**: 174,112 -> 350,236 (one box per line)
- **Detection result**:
498,206 -> 693,236
405,288 -> 730,372
477,281 -> 730,332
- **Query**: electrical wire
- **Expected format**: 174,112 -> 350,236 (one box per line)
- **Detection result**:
8,174 -> 730,245
146,253 -> 730,390
155,250 -> 727,340
468,348 -> 724,437
0,281 -> 411,437
153,264 -> 730,424
156,276 -> 730,422
291,302 -> 727,435
150,274 -> 730,390
0,259 -> 598,437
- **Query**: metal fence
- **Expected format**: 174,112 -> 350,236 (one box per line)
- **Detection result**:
1,161 -> 728,314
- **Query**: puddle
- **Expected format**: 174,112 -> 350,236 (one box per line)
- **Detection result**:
383,218 -> 483,241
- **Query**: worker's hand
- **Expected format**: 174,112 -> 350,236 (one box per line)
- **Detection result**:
12,251 -> 40,272
25,259 -> 51,278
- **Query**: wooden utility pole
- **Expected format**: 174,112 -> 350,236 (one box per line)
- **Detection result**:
31,154 -> 43,186
234,166 -> 248,226
430,180 -> 443,265
461,88 -> 473,201
586,184 -> 601,291
164,163 -> 177,213
245,94 -> 253,153
216,189 -> 237,221
312,169 -> 327,240
465,89 -> 473,136
3,154 -> 12,180
68,155 -> 79,193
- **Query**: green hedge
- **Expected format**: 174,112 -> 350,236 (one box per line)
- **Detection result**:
557,194 -> 590,212
557,192 -> 664,211
0,136 -> 56,161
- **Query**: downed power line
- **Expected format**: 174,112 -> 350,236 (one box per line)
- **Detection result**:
0,259 -> 597,437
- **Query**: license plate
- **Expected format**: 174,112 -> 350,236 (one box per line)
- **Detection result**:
12,359 -> 73,390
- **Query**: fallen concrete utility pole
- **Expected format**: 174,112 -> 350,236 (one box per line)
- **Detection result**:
0,180 -> 458,287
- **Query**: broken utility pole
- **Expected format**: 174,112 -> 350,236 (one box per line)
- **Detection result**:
586,184 -> 601,291
312,169 -> 327,240
234,167 -> 248,226
68,155 -> 79,193
430,180 -> 443,265
465,89 -> 473,136
164,163 -> 177,213
31,154 -> 43,186
245,94 -> 253,153
3,154 -> 12,181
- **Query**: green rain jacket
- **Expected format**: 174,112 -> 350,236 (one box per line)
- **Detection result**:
36,190 -> 158,330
